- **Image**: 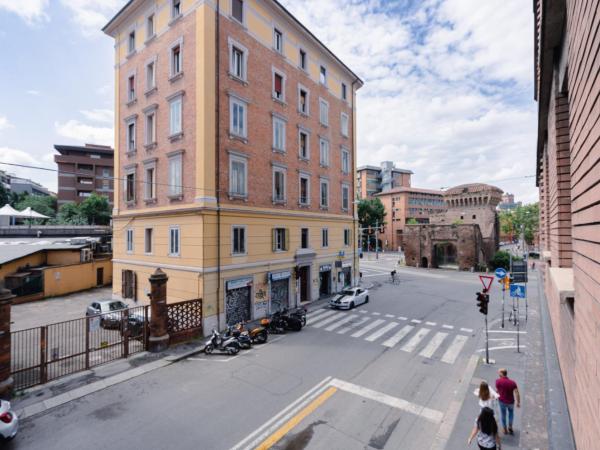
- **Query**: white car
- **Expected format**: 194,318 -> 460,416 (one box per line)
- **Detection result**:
0,399 -> 19,442
330,287 -> 369,310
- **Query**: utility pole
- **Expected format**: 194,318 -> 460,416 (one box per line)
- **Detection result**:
501,279 -> 505,328
477,290 -> 490,364
375,220 -> 379,260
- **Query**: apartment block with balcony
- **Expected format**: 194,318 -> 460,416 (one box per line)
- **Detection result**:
54,144 -> 114,205
103,0 -> 362,332
356,161 -> 412,198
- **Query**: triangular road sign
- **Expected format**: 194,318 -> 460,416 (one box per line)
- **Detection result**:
479,275 -> 494,292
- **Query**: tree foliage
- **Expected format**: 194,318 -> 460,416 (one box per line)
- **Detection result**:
358,198 -> 386,228
52,193 -> 111,225
499,202 -> 539,244
0,183 -> 9,206
14,194 -> 57,218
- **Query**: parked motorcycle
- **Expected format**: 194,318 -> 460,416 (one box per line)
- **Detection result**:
288,307 -> 307,327
280,308 -> 303,331
236,321 -> 268,344
204,329 -> 240,355
224,325 -> 253,349
261,312 -> 287,334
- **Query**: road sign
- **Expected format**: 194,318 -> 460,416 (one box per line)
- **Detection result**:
510,284 -> 526,298
479,275 -> 494,292
494,268 -> 507,279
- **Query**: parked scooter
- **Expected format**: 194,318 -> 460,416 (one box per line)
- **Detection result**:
261,312 -> 287,334
204,329 -> 240,355
236,321 -> 268,344
224,324 -> 253,349
288,307 -> 307,327
280,308 -> 303,331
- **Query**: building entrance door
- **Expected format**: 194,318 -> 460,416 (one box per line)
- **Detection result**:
97,268 -> 104,286
298,266 -> 310,303
319,266 -> 332,298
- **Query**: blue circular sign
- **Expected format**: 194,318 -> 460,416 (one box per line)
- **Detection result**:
495,268 -> 507,279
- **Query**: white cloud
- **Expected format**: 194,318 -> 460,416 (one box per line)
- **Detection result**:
59,0 -> 121,37
0,116 -> 13,131
0,0 -> 49,25
80,108 -> 114,124
26,90 -> 41,96
0,147 -> 57,192
55,120 -> 113,146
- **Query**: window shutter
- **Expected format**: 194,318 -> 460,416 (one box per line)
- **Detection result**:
275,74 -> 282,93
133,272 -> 138,302
272,229 -> 276,252
285,228 -> 290,251
121,270 -> 126,297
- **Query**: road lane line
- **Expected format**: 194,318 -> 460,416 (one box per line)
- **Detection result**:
329,379 -> 443,424
401,328 -> 431,353
325,314 -> 358,332
425,321 -> 437,326
385,314 -> 395,318
305,308 -> 330,320
382,325 -> 414,348
254,386 -> 338,450
351,319 -> 386,338
460,327 -> 473,333
411,319 -> 422,324
441,335 -> 469,364
372,312 -> 381,316
419,332 -> 448,359
488,330 -> 527,334
397,316 -> 408,321
476,345 -> 527,352
358,310 -> 368,314
229,377 -> 333,450
442,324 -> 454,330
365,322 -> 399,342
337,316 -> 369,334
311,312 -> 347,329
306,310 -> 337,326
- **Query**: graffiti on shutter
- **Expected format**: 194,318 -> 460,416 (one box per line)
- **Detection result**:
226,287 -> 251,325
270,279 -> 289,313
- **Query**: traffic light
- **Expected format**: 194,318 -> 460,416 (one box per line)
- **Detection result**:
477,292 -> 489,315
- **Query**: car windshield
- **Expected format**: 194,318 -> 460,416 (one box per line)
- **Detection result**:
109,301 -> 127,311
340,290 -> 355,296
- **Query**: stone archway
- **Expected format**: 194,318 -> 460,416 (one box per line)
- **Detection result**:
421,256 -> 429,268
434,242 -> 458,269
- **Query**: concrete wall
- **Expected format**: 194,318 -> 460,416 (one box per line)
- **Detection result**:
44,259 -> 113,298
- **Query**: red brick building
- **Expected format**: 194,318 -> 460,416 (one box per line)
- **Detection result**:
535,1 -> 600,448
54,144 -> 114,206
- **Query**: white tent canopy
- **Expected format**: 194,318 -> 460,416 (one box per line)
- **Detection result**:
0,204 -> 26,217
20,207 -> 49,219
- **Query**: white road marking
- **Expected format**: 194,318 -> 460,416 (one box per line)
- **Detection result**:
419,332 -> 448,359
382,325 -> 414,348
365,322 -> 399,342
358,310 -> 368,314
488,330 -> 527,334
311,312 -> 347,329
411,319 -> 422,324
460,328 -> 473,333
306,309 -> 337,326
351,319 -> 386,338
442,324 -> 454,330
337,317 -> 369,334
425,321 -> 437,326
385,314 -> 395,318
325,314 -> 358,332
329,378 -> 443,424
477,345 -> 527,352
306,308 -> 329,319
372,312 -> 381,316
397,316 -> 408,321
401,328 -> 431,353
441,335 -> 469,364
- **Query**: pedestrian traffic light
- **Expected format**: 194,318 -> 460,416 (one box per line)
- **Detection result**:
477,292 -> 488,315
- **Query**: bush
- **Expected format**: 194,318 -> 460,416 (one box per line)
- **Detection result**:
491,251 -> 511,270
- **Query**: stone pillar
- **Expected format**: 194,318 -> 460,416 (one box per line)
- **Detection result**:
0,288 -> 15,396
148,269 -> 169,353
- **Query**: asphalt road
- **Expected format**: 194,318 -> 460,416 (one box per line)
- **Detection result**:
8,257 -> 492,450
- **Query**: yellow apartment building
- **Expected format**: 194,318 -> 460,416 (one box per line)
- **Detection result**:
103,0 -> 363,332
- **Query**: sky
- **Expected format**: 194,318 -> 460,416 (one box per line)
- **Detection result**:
0,0 -> 538,203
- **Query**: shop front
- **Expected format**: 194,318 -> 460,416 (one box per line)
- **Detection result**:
269,270 -> 291,313
225,277 -> 253,326
319,264 -> 332,298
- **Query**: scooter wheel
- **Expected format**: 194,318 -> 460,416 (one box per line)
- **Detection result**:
204,344 -> 214,354
257,332 -> 268,344
228,346 -> 240,355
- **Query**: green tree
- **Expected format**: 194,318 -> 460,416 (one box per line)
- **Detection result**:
0,183 -> 9,206
357,198 -> 386,228
54,202 -> 87,225
78,193 -> 111,225
499,203 -> 539,245
15,194 -> 57,219
406,218 -> 418,225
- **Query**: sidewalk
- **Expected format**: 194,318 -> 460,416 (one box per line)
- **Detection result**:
444,271 -> 573,450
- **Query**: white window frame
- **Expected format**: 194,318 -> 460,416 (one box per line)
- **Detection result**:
274,228 -> 287,252
341,147 -> 350,174
231,225 -> 247,255
301,227 -> 309,249
320,178 -> 329,209
146,14 -> 155,40
341,82 -> 347,101
144,108 -> 157,146
273,27 -> 283,53
128,29 -> 136,54
228,38 -> 248,82
319,138 -> 330,167
299,173 -> 310,206
229,152 -> 248,198
124,167 -> 136,203
298,127 -> 310,160
341,112 -> 349,137
319,98 -> 329,126
144,228 -> 153,254
272,67 -> 286,102
126,228 -> 134,253
127,74 -> 136,102
145,57 -> 156,92
272,165 -> 286,203
143,159 -> 157,201
297,84 -> 310,115
169,37 -> 183,78
342,184 -> 350,211
168,150 -> 184,198
299,48 -> 307,70
321,228 -> 329,248
344,229 -> 351,247
171,0 -> 181,19
229,95 -> 247,139
230,0 -> 245,24
169,95 -> 183,137
320,65 -> 327,85
126,118 -> 136,153
169,226 -> 180,257
272,115 -> 286,152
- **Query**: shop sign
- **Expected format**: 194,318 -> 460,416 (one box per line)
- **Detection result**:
270,270 -> 291,281
320,264 -> 332,272
335,261 -> 342,268
226,277 -> 253,290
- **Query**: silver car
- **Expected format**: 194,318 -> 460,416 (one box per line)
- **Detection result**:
329,287 -> 369,310
86,300 -> 129,329
0,399 -> 19,441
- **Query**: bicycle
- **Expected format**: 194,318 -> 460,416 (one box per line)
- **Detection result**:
389,270 -> 400,285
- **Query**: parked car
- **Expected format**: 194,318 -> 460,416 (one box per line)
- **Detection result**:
86,300 -> 129,329
329,287 -> 369,310
0,399 -> 19,442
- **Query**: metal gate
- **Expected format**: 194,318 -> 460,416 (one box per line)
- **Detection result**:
225,286 -> 251,325
270,279 -> 289,313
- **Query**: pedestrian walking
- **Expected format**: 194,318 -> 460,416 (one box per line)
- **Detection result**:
468,406 -> 501,449
476,381 -> 499,414
495,368 -> 520,435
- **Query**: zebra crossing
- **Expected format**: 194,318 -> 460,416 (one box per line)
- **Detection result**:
305,308 -> 471,365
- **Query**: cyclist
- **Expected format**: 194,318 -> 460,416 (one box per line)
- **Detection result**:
390,270 -> 397,284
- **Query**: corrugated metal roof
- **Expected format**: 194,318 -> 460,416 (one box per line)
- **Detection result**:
0,238 -> 92,265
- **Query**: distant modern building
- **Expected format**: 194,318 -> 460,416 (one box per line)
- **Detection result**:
9,176 -> 51,197
0,169 -> 10,191
357,162 -> 413,198
497,192 -> 522,211
54,144 -> 114,205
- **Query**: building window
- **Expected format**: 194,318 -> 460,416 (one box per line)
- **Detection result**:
341,113 -> 349,137
127,121 -> 136,153
344,229 -> 351,246
128,75 -> 136,102
229,154 -> 247,197
299,49 -> 307,70
299,174 -> 310,205
126,228 -> 134,253
272,228 -> 288,252
301,228 -> 309,249
320,66 -> 327,85
146,60 -> 156,91
145,111 -> 156,145
299,130 -> 309,160
272,116 -> 286,152
128,30 -> 135,54
341,148 -> 350,174
102,168 -> 110,189
229,40 -> 247,81
170,42 -> 182,77
232,225 -> 246,255
272,167 -> 286,203
342,184 -> 350,211
144,165 -> 156,200
298,86 -> 309,115
168,226 -> 180,256
320,179 -> 329,208
125,171 -> 136,202
144,228 -> 153,254
146,14 -> 155,39
172,0 -> 181,18
319,98 -> 329,126
231,0 -> 244,23
319,138 -> 330,167
341,82 -> 347,101
273,70 -> 285,101
169,96 -> 182,136
229,97 -> 247,138
321,228 -> 329,248
274,28 -> 283,53
168,152 -> 183,197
